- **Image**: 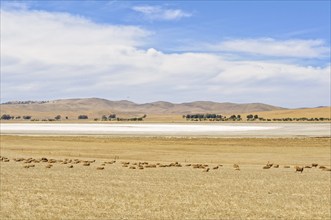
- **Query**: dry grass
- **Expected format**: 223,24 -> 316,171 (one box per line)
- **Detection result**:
245,106 -> 331,119
1,135 -> 330,219
1,106 -> 330,123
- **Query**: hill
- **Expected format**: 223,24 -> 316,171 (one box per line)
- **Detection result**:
0,98 -> 285,119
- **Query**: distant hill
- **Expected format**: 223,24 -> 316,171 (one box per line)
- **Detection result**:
0,98 -> 286,119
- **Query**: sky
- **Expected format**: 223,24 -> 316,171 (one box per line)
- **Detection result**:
1,0 -> 330,108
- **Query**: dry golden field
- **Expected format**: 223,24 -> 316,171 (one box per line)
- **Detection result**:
1,105 -> 330,123
1,135 -> 330,219
246,107 -> 331,120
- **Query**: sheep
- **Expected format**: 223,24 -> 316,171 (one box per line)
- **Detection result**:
266,161 -> 273,167
129,166 -> 136,169
185,164 -> 191,166
46,164 -> 52,168
145,164 -> 156,168
233,164 -> 239,169
96,167 -> 104,170
312,163 -> 318,167
83,163 -> 90,166
305,165 -> 312,168
213,166 -> 219,170
319,166 -> 326,169
23,164 -> 34,168
68,165 -> 74,168
263,161 -> 274,169
273,165 -> 279,168
295,166 -> 304,173
203,168 -> 210,172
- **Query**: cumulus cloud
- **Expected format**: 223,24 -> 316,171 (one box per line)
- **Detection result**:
1,8 -> 330,107
208,38 -> 330,58
132,5 -> 191,21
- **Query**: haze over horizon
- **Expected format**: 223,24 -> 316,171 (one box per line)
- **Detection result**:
1,1 -> 330,108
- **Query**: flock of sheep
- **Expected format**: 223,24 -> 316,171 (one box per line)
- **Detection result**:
1,155 -> 330,173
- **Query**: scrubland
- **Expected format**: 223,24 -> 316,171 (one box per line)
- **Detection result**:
0,135 -> 330,219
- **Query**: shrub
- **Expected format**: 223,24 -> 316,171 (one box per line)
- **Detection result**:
1,114 -> 12,120
78,115 -> 88,119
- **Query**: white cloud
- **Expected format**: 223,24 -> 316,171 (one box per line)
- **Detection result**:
1,8 -> 330,107
1,1 -> 30,11
132,5 -> 191,21
208,38 -> 330,58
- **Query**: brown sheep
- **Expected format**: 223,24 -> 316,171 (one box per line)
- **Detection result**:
266,161 -> 273,167
68,165 -> 74,168
213,166 -> 219,170
295,166 -> 304,173
83,163 -> 90,166
273,165 -> 279,168
203,168 -> 210,172
96,167 -> 104,170
312,163 -> 318,167
46,164 -> 52,168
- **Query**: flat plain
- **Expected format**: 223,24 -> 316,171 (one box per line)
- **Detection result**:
1,135 -> 330,219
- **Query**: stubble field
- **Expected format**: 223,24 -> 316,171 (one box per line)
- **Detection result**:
0,135 -> 330,219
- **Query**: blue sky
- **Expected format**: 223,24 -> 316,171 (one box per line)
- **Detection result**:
1,0 -> 330,107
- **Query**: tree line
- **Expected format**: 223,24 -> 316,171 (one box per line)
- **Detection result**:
1,114 -> 147,121
183,114 -> 242,121
183,113 -> 330,122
